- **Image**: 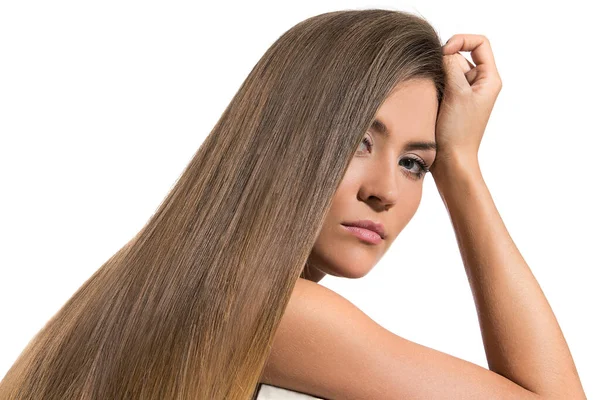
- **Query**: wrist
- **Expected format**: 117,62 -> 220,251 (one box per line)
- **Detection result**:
430,152 -> 482,188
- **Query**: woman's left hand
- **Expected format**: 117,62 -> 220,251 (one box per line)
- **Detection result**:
430,34 -> 503,174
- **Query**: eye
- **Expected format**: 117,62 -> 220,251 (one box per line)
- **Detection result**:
356,135 -> 373,153
356,134 -> 430,180
399,156 -> 430,180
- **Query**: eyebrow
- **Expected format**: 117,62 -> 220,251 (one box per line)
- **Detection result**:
370,118 -> 437,152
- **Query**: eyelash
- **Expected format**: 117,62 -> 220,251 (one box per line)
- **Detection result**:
358,135 -> 430,180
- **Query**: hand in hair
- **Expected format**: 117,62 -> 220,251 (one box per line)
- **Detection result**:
430,34 -> 503,175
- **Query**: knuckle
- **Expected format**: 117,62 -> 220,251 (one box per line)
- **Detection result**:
495,78 -> 503,91
455,82 -> 470,96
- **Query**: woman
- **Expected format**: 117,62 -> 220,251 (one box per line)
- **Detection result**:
0,9 -> 586,400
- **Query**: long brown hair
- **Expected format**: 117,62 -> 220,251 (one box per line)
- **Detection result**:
0,8 -> 446,399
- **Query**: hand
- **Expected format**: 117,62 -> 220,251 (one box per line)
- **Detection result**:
430,34 -> 503,176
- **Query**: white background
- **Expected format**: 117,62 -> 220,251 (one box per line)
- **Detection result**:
1,0 -> 598,397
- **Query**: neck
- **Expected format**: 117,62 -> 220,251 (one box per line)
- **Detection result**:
300,262 -> 326,283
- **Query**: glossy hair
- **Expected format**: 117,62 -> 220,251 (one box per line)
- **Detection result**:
0,8 -> 446,399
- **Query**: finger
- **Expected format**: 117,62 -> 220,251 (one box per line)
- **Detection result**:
456,54 -> 477,85
443,34 -> 497,70
443,55 -> 471,92
463,55 -> 476,70
452,53 -> 473,74
465,67 -> 478,86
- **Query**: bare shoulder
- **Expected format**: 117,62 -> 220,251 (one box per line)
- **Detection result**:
259,278 -> 541,400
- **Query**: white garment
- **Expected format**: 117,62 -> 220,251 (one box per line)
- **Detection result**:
254,383 -> 324,399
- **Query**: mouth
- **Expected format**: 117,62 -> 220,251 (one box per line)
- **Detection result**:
341,224 -> 384,244
340,219 -> 386,240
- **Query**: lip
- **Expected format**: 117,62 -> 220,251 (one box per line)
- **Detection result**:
342,225 -> 383,244
341,219 -> 386,240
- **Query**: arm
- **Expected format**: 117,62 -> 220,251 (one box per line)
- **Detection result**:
261,34 -> 585,400
260,278 -> 559,399
432,153 -> 586,399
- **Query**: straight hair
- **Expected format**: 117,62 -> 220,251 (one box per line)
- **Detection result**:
0,8 -> 446,399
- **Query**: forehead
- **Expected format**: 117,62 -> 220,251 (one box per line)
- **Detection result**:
374,79 -> 438,139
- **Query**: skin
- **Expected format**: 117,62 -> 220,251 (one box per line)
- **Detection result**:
302,78 -> 438,282
265,35 -> 585,399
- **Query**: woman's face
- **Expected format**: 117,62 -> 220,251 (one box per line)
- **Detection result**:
304,78 -> 438,281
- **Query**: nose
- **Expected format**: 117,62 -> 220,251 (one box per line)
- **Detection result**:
358,157 -> 399,210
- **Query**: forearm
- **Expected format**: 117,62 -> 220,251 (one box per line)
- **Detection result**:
432,154 -> 586,400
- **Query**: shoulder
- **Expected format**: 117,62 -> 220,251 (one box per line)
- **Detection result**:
258,278 -> 542,400
259,278 -> 390,399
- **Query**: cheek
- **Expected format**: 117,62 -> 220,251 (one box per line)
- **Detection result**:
326,175 -> 361,216
338,159 -> 364,188
396,185 -> 424,225
309,225 -> 379,279
408,185 -> 424,208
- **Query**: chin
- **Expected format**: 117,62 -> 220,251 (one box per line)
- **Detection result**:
325,262 -> 372,279
345,269 -> 370,279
